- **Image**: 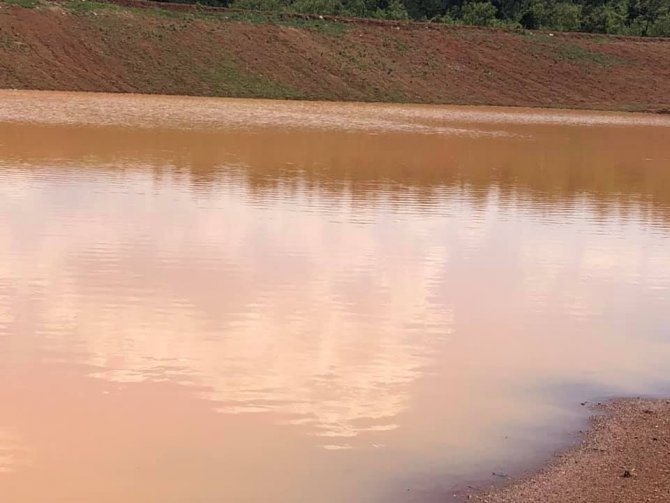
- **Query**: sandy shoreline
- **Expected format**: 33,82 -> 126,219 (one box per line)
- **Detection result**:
468,398 -> 670,502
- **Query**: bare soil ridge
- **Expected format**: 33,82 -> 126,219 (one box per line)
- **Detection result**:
1,1 -> 670,110
472,398 -> 670,503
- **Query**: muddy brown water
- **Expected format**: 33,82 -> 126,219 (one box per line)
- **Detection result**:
1,90 -> 669,502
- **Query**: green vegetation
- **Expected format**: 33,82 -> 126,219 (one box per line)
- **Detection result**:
3,0 -> 669,35
555,42 -> 622,65
3,0 -> 42,8
179,0 -> 670,35
198,59 -> 305,98
61,0 -> 121,11
51,0 -> 350,34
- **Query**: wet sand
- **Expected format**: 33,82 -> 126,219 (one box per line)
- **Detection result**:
472,399 -> 670,502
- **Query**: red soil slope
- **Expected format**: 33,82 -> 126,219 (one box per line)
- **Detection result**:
1,1 -> 669,110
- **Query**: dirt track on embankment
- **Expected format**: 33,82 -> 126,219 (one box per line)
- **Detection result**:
1,0 -> 670,110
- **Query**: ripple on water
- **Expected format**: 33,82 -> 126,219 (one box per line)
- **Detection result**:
0,92 -> 669,503
0,431 -> 29,474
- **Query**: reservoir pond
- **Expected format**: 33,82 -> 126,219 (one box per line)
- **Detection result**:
1,91 -> 669,502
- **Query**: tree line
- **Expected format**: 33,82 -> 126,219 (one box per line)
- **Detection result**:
169,0 -> 670,36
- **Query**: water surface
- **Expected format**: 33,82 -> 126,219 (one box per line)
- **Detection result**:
1,90 -> 669,502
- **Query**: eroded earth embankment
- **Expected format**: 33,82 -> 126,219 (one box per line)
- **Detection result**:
1,1 -> 670,110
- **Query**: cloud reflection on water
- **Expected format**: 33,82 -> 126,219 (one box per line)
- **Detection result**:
0,92 -> 669,502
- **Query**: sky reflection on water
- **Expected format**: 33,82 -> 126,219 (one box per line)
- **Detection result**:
0,91 -> 669,502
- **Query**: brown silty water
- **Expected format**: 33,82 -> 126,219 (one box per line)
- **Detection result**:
0,90 -> 669,502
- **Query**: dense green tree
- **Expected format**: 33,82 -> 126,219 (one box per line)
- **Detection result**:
375,0 -> 410,19
582,2 -> 626,32
492,0 -> 530,22
402,0 -> 446,19
460,1 -> 499,25
289,0 -> 367,15
527,0 -> 583,31
628,0 -> 670,34
219,0 -> 670,35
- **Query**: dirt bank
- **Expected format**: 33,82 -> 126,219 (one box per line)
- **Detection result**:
471,399 -> 670,502
1,0 -> 670,111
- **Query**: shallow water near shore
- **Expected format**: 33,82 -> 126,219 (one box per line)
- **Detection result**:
1,90 -> 669,502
